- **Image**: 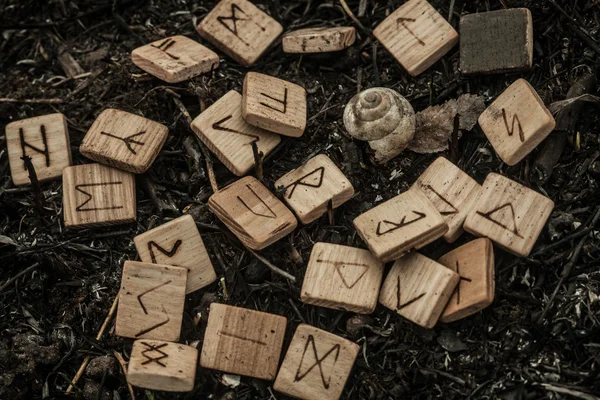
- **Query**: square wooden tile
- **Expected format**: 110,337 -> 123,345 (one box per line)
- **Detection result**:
242,72 -> 307,137
300,243 -> 384,314
460,8 -> 533,75
200,303 -> 287,380
274,324 -> 359,400
353,189 -> 448,262
191,90 -> 281,176
131,35 -> 219,83
62,163 -> 136,228
282,27 -> 356,53
5,113 -> 71,186
275,154 -> 354,224
373,0 -> 458,76
438,238 -> 495,323
379,252 -> 459,328
116,261 -> 187,341
413,157 -> 481,243
196,0 -> 283,66
478,78 -> 556,165
80,109 -> 169,173
208,176 -> 297,250
134,214 -> 217,294
464,173 -> 554,257
127,339 -> 198,392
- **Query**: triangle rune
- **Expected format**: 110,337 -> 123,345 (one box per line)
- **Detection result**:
476,202 -> 523,238
376,211 -> 426,236
316,259 -> 369,289
421,184 -> 458,216
294,334 -> 341,389
285,166 -> 325,199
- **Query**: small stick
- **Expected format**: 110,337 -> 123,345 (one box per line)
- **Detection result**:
338,0 -> 372,38
251,141 -> 264,182
21,155 -> 43,216
0,97 -> 63,104
112,351 -> 135,400
0,262 -> 40,292
246,247 -> 296,283
327,199 -> 335,225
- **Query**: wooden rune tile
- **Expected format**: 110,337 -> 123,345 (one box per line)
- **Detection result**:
5,113 -> 72,186
273,324 -> 359,400
460,9 -> 533,75
282,27 -> 356,53
373,0 -> 458,76
62,163 -> 136,228
379,252 -> 459,328
353,189 -> 448,262
208,176 -> 297,250
464,173 -> 554,257
196,0 -> 283,66
131,35 -> 219,83
127,339 -> 198,392
80,109 -> 169,173
275,154 -> 354,224
438,238 -> 495,323
200,303 -> 287,380
413,157 -> 482,243
134,214 -> 217,294
191,90 -> 281,176
242,72 -> 307,137
478,79 -> 556,166
116,261 -> 187,341
300,243 -> 384,314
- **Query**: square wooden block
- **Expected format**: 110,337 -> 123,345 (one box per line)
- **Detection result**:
196,0 -> 283,66
274,324 -> 359,400
478,78 -> 556,165
208,176 -> 297,250
127,339 -> 198,392
191,90 -> 280,176
116,261 -> 187,341
460,8 -> 533,75
353,189 -> 448,262
379,252 -> 459,328
80,109 -> 169,173
62,163 -> 136,228
200,303 -> 287,380
413,157 -> 481,243
373,0 -> 458,76
438,238 -> 495,323
464,173 -> 554,257
282,27 -> 356,53
131,35 -> 219,83
242,72 -> 307,137
275,154 -> 354,224
300,243 -> 384,314
5,113 -> 71,186
134,214 -> 217,294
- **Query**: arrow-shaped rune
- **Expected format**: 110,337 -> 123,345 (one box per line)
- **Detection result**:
101,131 -> 146,154
376,211 -> 427,235
212,115 -> 260,145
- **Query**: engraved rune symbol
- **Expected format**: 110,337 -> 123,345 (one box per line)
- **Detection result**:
135,281 -> 172,337
294,335 -> 340,389
453,261 -> 472,305
260,87 -> 288,113
316,259 -> 369,289
502,109 -> 525,143
100,131 -> 146,155
237,184 -> 276,218
218,330 -> 267,346
148,240 -> 183,264
397,17 -> 425,46
75,182 -> 124,212
20,125 -> 50,170
376,211 -> 426,236
141,342 -> 169,367
151,37 -> 179,60
212,115 -> 260,145
476,203 -> 523,238
285,166 -> 325,199
396,275 -> 426,311
422,184 -> 458,216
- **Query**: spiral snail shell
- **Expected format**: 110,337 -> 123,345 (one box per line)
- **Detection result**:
343,87 -> 416,163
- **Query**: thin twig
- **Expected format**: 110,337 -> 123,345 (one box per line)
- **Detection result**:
338,0 -> 372,38
0,97 -> 63,104
0,262 -> 40,292
246,247 -> 296,283
251,142 -> 264,182
112,351 -> 135,400
21,155 -> 44,216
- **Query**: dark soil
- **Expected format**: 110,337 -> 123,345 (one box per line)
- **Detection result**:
1,1 -> 600,399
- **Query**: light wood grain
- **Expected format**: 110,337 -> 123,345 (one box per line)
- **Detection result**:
300,242 -> 384,314
413,156 -> 481,243
80,108 -> 168,173
116,261 -> 187,341
438,238 -> 495,323
373,0 -> 458,76
191,90 -> 280,176
208,176 -> 297,250
274,324 -> 359,400
275,154 -> 354,224
200,303 -> 287,380
196,0 -> 283,66
127,339 -> 198,392
62,163 -> 136,228
379,252 -> 459,328
478,78 -> 555,165
242,72 -> 307,137
6,113 -> 72,186
131,35 -> 219,83
464,173 -> 554,257
134,214 -> 217,294
282,27 -> 356,53
353,188 -> 448,262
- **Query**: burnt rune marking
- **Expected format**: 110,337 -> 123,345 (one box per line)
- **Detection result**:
212,115 -> 260,145
75,182 -> 124,212
316,259 -> 369,289
151,37 -> 179,60
260,87 -> 288,113
453,261 -> 472,305
422,184 -> 458,216
502,109 -> 525,142
396,275 -> 426,311
100,131 -> 146,155
376,211 -> 426,236
218,331 -> 267,346
137,280 -> 172,314
294,335 -> 340,389
136,304 -> 171,337
19,125 -> 50,170
397,17 -> 425,46
237,184 -> 276,218
216,3 -> 267,47
285,166 -> 325,199
148,240 -> 183,264
476,203 -> 523,238
141,342 -> 169,367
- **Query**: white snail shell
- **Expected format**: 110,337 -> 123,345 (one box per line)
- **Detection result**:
343,87 -> 416,163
